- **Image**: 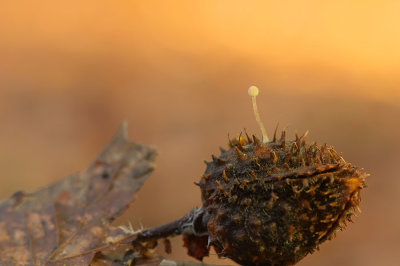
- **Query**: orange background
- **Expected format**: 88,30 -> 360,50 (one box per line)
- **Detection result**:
0,1 -> 399,265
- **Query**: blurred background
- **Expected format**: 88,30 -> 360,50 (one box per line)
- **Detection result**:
0,1 -> 399,265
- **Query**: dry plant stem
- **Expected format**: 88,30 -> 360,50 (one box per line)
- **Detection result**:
133,208 -> 206,244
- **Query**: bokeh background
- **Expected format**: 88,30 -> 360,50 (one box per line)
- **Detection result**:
0,1 -> 399,265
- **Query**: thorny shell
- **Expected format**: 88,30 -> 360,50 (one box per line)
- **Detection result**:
194,130 -> 367,266
132,87 -> 367,266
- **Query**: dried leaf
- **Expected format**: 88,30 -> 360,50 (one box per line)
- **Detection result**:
0,123 -> 157,265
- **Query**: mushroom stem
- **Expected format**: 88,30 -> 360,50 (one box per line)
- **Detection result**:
248,86 -> 269,142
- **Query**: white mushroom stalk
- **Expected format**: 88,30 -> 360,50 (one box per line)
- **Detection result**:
248,86 -> 269,142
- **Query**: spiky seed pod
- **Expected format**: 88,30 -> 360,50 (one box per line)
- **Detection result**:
197,133 -> 367,266
131,87 -> 367,265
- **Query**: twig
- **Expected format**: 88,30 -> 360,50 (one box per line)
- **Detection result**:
133,208 -> 206,244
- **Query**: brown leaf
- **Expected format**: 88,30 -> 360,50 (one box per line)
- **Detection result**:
182,235 -> 210,261
0,123 -> 157,265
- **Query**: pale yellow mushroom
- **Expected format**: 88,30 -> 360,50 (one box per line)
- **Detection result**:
248,86 -> 269,142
